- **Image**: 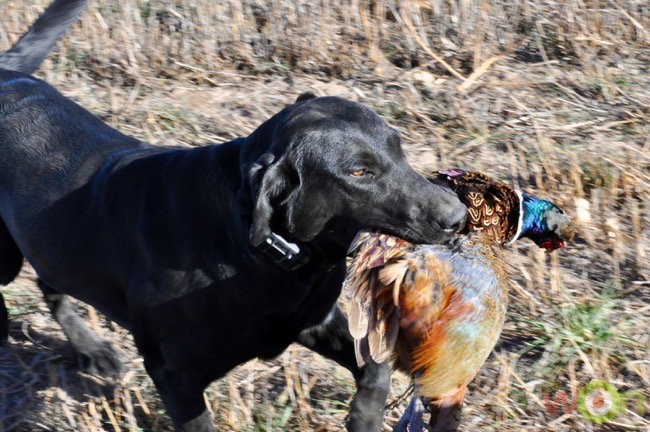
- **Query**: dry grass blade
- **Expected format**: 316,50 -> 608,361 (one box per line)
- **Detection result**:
399,1 -> 466,81
457,54 -> 503,93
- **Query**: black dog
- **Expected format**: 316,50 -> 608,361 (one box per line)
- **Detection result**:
0,2 -> 467,431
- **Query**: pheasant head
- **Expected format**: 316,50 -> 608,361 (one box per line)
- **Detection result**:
435,169 -> 574,252
515,191 -> 574,251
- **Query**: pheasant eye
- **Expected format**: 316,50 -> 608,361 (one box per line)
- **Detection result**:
351,168 -> 368,177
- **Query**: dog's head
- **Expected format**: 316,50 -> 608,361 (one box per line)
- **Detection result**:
239,95 -> 466,262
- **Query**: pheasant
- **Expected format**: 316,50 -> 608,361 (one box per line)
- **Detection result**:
343,169 -> 573,432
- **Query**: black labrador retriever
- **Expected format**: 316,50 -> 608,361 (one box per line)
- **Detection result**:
0,1 -> 467,431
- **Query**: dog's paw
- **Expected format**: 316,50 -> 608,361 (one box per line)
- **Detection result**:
78,339 -> 125,377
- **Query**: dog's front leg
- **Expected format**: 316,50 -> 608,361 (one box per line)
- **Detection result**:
143,356 -> 215,432
298,305 -> 391,432
175,411 -> 214,432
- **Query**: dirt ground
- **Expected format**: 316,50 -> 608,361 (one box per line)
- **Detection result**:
0,1 -> 648,431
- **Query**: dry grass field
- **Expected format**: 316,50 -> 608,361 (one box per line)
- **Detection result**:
0,0 -> 648,431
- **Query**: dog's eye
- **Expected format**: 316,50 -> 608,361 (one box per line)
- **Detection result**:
351,168 -> 373,178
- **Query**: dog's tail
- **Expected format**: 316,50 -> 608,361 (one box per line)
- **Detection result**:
0,0 -> 89,74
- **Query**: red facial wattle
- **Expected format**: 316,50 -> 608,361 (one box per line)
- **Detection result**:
541,239 -> 565,252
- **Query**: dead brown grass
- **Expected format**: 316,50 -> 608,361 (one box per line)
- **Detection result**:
0,0 -> 648,431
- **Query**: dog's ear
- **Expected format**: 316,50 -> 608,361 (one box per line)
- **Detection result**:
248,153 -> 293,247
295,92 -> 317,103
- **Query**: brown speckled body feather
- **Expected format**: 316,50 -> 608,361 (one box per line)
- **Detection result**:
345,231 -> 508,398
435,169 -> 521,245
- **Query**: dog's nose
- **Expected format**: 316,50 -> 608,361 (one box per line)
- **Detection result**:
439,201 -> 467,233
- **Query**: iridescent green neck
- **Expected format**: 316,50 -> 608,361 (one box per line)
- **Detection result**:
518,192 -> 555,239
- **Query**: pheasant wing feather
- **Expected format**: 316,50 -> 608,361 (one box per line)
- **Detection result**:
343,232 -> 410,365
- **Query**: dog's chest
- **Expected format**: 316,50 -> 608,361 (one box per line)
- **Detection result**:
269,265 -> 344,329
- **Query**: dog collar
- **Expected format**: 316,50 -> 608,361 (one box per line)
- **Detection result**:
256,232 -> 311,270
